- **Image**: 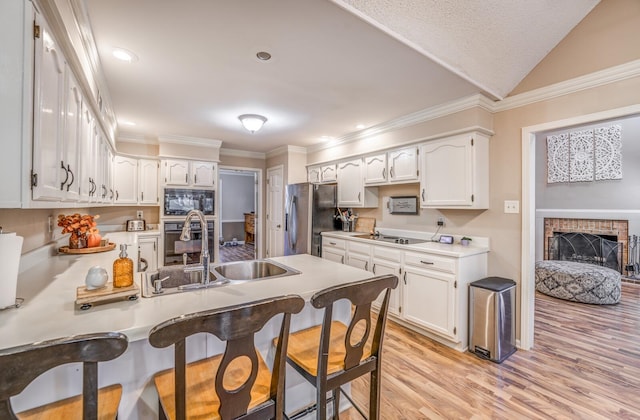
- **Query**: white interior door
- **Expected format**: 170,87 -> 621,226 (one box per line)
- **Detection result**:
267,165 -> 284,257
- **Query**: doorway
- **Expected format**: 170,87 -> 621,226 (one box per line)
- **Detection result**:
218,167 -> 261,262
520,104 -> 640,349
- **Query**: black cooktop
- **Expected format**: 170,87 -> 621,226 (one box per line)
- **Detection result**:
354,234 -> 427,245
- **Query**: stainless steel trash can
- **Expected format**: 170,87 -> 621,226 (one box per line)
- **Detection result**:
469,277 -> 516,363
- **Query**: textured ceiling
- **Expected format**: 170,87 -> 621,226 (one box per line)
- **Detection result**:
83,0 -> 599,152
332,0 -> 600,99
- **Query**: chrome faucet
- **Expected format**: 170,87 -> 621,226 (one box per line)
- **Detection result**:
180,209 -> 211,284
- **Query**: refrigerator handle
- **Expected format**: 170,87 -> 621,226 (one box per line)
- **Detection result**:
287,196 -> 296,250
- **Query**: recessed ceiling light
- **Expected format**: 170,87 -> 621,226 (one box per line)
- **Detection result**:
356,124 -> 365,129
256,51 -> 272,61
112,48 -> 138,63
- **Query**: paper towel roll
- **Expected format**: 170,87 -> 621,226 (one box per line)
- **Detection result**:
0,232 -> 23,308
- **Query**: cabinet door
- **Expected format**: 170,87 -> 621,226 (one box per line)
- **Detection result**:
320,165 -> 337,182
403,266 -> 456,339
389,147 -> 418,182
138,236 -> 159,273
322,246 -> 345,264
337,159 -> 363,207
371,257 -> 401,316
32,17 -> 65,201
192,161 -> 216,187
113,156 -> 138,204
164,159 -> 189,185
346,252 -> 370,271
103,146 -> 114,203
308,167 -> 321,183
420,137 -> 473,207
139,159 -> 159,204
61,69 -> 82,201
364,154 -> 387,185
78,104 -> 95,202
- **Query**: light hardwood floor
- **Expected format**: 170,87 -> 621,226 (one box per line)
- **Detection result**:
338,282 -> 640,419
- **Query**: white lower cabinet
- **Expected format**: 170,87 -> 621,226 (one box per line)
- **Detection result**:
326,233 -> 487,350
321,237 -> 345,264
371,246 -> 402,316
402,264 -> 455,339
137,234 -> 159,273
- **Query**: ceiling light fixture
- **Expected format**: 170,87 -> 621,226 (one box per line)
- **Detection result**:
256,51 -> 272,61
112,48 -> 138,63
356,124 -> 365,129
238,114 -> 267,133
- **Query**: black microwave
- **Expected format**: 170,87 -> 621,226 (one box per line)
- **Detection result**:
163,188 -> 215,216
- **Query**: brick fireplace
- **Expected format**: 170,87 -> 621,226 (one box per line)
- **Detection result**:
543,218 -> 628,273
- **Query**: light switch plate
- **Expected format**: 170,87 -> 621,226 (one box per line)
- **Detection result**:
504,200 -> 520,214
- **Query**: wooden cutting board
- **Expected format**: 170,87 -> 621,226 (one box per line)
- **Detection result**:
355,217 -> 376,233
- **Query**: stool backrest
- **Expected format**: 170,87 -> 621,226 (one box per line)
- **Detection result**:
0,332 -> 128,420
311,275 -> 398,372
148,294 -> 305,420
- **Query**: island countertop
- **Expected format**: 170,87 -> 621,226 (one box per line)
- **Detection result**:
0,233 -> 375,350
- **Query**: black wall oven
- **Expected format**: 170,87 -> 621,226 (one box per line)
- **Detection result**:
163,188 -> 214,217
164,220 -> 214,266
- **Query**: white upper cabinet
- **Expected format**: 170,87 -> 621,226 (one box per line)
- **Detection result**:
337,158 -> 378,208
307,166 -> 321,183
320,164 -> 337,183
363,154 -> 387,185
163,159 -> 216,188
388,146 -> 419,182
308,164 -> 336,184
363,146 -> 418,185
420,132 -> 489,209
191,161 -> 216,187
163,159 -> 190,186
32,16 -> 65,202
139,159 -> 159,204
60,69 -> 82,202
113,156 -> 138,204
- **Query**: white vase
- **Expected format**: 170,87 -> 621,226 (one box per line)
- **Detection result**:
85,266 -> 108,290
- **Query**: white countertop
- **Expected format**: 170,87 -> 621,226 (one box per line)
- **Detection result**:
0,232 -> 374,350
321,230 -> 489,257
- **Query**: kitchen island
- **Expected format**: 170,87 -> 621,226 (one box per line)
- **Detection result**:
1,232 -> 374,418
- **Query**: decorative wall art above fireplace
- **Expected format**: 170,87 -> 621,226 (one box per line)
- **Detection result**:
546,124 -> 622,183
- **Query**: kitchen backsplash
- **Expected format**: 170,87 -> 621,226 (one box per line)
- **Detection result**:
0,207 -> 160,254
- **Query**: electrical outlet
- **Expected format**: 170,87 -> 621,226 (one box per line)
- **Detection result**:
136,210 -> 144,220
504,200 -> 520,214
437,217 -> 445,226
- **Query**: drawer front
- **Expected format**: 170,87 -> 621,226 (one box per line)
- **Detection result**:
404,251 -> 455,274
323,237 -> 346,250
349,241 -> 372,255
372,245 -> 402,263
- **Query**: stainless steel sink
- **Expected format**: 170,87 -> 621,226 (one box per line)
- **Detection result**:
142,260 -> 300,298
214,260 -> 297,280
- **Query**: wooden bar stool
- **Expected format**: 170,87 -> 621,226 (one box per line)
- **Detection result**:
0,332 -> 128,420
148,295 -> 305,420
283,275 -> 398,420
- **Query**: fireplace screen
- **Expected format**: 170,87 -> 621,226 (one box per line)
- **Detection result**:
547,232 -> 622,272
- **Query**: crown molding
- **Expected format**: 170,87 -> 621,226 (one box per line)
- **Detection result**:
494,59 -> 640,112
158,135 -> 222,148
220,148 -> 266,159
117,132 -> 157,145
307,94 -> 495,153
266,145 -> 307,159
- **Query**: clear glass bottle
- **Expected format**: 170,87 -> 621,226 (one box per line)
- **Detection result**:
113,244 -> 134,288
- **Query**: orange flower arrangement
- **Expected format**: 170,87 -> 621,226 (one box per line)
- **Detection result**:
58,213 -> 100,248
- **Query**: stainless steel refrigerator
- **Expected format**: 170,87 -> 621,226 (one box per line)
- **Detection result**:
284,183 -> 337,256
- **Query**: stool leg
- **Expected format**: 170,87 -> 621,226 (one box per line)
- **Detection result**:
370,369 -> 380,420
332,388 -> 341,419
317,387 -> 327,420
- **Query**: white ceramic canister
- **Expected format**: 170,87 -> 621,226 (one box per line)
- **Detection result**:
85,266 -> 108,290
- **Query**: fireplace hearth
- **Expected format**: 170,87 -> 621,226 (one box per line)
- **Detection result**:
543,218 -> 628,274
